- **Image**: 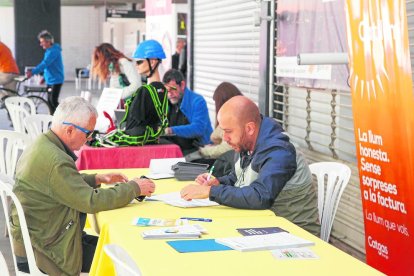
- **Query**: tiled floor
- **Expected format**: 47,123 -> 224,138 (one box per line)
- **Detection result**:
0,81 -> 101,275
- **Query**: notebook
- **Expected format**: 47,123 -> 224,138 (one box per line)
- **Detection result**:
215,232 -> 315,252
145,158 -> 186,179
237,227 -> 287,236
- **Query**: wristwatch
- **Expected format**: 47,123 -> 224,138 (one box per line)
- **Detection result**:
135,175 -> 148,202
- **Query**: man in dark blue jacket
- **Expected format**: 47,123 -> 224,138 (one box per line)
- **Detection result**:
27,30 -> 64,114
162,69 -> 212,155
181,96 -> 320,235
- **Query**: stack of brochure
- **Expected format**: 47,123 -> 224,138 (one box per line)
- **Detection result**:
141,224 -> 207,239
171,162 -> 209,181
215,232 -> 315,252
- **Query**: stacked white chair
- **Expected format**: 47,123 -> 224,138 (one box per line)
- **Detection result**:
0,130 -> 30,184
309,162 -> 351,242
0,179 -> 45,275
5,97 -> 36,133
24,114 -> 53,141
104,244 -> 142,276
0,130 -> 30,237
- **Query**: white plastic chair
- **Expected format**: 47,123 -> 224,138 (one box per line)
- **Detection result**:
5,97 -> 36,133
0,130 -> 30,181
0,179 -> 45,276
24,114 -> 53,141
0,130 -> 30,237
0,251 -> 10,276
309,162 -> 351,242
104,244 -> 142,276
0,130 -> 30,182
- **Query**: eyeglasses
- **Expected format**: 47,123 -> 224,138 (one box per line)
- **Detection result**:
62,122 -> 93,139
164,84 -> 178,92
136,60 -> 145,66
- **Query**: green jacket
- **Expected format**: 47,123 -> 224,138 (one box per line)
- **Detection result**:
10,131 -> 140,275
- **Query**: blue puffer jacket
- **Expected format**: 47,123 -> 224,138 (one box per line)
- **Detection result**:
170,87 -> 212,145
210,116 -> 297,209
32,43 -> 64,85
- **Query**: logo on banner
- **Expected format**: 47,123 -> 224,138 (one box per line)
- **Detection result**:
346,0 -> 414,275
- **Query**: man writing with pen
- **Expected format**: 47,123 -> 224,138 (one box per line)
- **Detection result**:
180,96 -> 320,236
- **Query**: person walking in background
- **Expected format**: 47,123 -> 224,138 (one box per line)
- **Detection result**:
91,43 -> 141,101
26,30 -> 64,114
171,38 -> 187,77
0,40 -> 19,96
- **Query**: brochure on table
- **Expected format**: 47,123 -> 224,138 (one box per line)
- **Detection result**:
145,157 -> 186,179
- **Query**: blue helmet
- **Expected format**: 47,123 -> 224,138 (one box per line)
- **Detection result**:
133,39 -> 166,59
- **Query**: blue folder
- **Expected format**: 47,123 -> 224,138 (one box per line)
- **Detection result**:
167,239 -> 233,253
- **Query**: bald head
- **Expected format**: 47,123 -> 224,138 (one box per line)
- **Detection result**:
218,96 -> 260,126
218,96 -> 261,152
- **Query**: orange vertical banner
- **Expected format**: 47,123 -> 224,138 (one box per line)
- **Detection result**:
345,0 -> 414,275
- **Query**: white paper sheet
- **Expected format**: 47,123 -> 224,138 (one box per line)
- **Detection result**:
150,192 -> 219,208
145,158 -> 185,179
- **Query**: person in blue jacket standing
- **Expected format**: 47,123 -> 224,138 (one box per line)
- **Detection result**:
26,30 -> 64,114
162,69 -> 213,155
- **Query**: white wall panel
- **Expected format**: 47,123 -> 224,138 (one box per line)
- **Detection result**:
61,6 -> 105,82
0,7 -> 15,55
193,0 -> 261,124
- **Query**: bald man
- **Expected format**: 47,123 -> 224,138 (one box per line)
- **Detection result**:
181,96 -> 320,235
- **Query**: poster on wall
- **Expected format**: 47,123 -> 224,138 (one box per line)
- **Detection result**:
345,0 -> 414,275
177,13 -> 187,37
275,0 -> 349,90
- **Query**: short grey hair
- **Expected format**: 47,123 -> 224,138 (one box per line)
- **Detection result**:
37,30 -> 54,43
51,96 -> 98,128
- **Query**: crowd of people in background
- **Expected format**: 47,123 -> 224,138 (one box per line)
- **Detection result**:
0,32 -> 320,275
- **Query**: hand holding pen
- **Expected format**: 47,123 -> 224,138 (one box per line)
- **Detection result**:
195,166 -> 219,186
133,176 -> 156,202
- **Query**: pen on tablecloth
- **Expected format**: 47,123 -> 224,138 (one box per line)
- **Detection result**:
206,165 -> 215,181
180,217 -> 213,222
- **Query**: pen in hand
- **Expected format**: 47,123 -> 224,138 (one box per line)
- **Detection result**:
136,175 -> 149,202
206,165 -> 215,181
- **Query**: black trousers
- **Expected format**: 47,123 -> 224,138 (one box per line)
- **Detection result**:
81,233 -> 98,272
46,83 -> 62,114
17,233 -> 98,274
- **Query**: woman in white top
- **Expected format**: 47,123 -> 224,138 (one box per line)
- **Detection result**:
91,43 -> 141,99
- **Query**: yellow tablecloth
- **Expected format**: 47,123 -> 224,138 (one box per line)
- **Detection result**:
85,169 -> 382,276
86,168 -> 274,232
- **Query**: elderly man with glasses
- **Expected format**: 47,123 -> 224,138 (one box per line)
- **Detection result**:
161,69 -> 213,155
10,96 -> 156,275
